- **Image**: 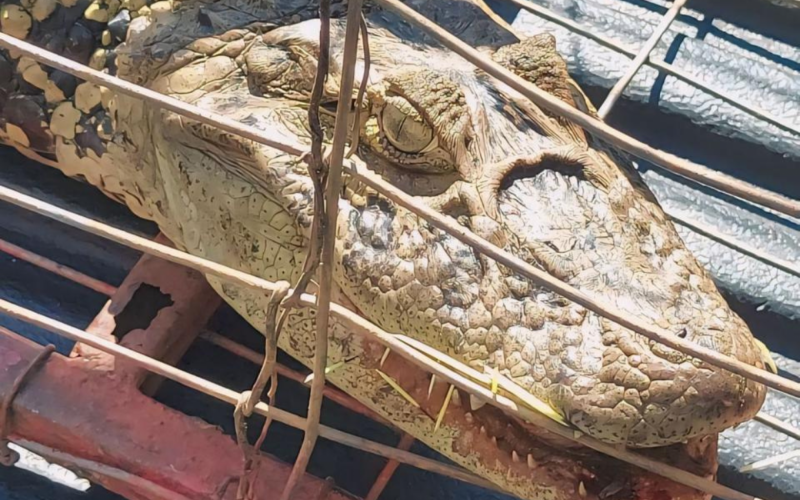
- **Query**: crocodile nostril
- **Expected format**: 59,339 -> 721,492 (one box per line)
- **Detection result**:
497,155 -> 587,193
478,145 -> 603,219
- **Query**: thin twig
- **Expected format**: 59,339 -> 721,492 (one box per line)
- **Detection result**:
234,283 -> 289,499
244,285 -> 291,417
200,330 -> 389,424
278,0 -> 334,314
239,0 -> 338,488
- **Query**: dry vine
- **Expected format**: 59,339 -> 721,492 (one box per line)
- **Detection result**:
232,1 -> 332,497
233,1 -> 370,498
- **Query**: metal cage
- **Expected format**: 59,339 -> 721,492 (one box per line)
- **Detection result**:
0,0 -> 798,499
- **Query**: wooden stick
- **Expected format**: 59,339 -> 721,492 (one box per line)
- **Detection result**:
0,25 -> 797,395
1,21 -> 796,216
0,33 -> 304,158
0,238 -> 117,296
0,299 -> 498,493
344,161 -> 800,399
365,433 -> 416,500
669,211 -> 800,279
0,298 -> 756,500
3,164 -> 799,405
755,412 -> 800,441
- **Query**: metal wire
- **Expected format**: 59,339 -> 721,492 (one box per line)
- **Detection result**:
597,0 -> 688,118
503,0 -> 800,137
0,3 -> 797,500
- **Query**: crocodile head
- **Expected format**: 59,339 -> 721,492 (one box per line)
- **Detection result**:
297,7 -> 767,447
0,0 -> 767,498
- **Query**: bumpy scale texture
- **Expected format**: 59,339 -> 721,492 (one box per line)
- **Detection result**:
0,1 -> 770,498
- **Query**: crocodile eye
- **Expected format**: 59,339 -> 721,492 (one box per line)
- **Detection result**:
380,96 -> 434,154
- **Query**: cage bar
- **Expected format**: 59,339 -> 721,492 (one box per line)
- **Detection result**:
597,0 -> 689,118
502,0 -> 800,137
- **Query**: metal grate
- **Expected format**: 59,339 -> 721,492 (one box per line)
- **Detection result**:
0,0 -> 798,499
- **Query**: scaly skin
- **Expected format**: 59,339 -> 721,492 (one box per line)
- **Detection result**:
0,0 -> 768,498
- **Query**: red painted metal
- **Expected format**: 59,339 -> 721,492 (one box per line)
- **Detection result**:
0,328 -> 358,500
0,329 -> 53,465
72,234 -> 222,394
0,239 -> 360,500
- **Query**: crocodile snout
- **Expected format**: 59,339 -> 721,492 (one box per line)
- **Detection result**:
486,146 -> 767,447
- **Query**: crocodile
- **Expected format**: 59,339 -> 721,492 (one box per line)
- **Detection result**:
0,0 -> 771,498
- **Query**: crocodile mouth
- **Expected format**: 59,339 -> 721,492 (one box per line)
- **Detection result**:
357,301 -> 720,500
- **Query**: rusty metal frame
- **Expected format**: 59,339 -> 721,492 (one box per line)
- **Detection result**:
0,1 -> 798,500
0,332 -> 54,466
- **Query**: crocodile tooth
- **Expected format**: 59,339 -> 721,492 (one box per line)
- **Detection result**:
380,347 -> 390,367
512,450 -> 520,463
480,426 -> 487,436
578,481 -> 587,498
527,454 -> 535,468
464,412 -> 473,424
469,394 -> 486,411
491,436 -> 498,445
427,375 -> 436,400
451,389 -> 461,405
507,468 -> 514,480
